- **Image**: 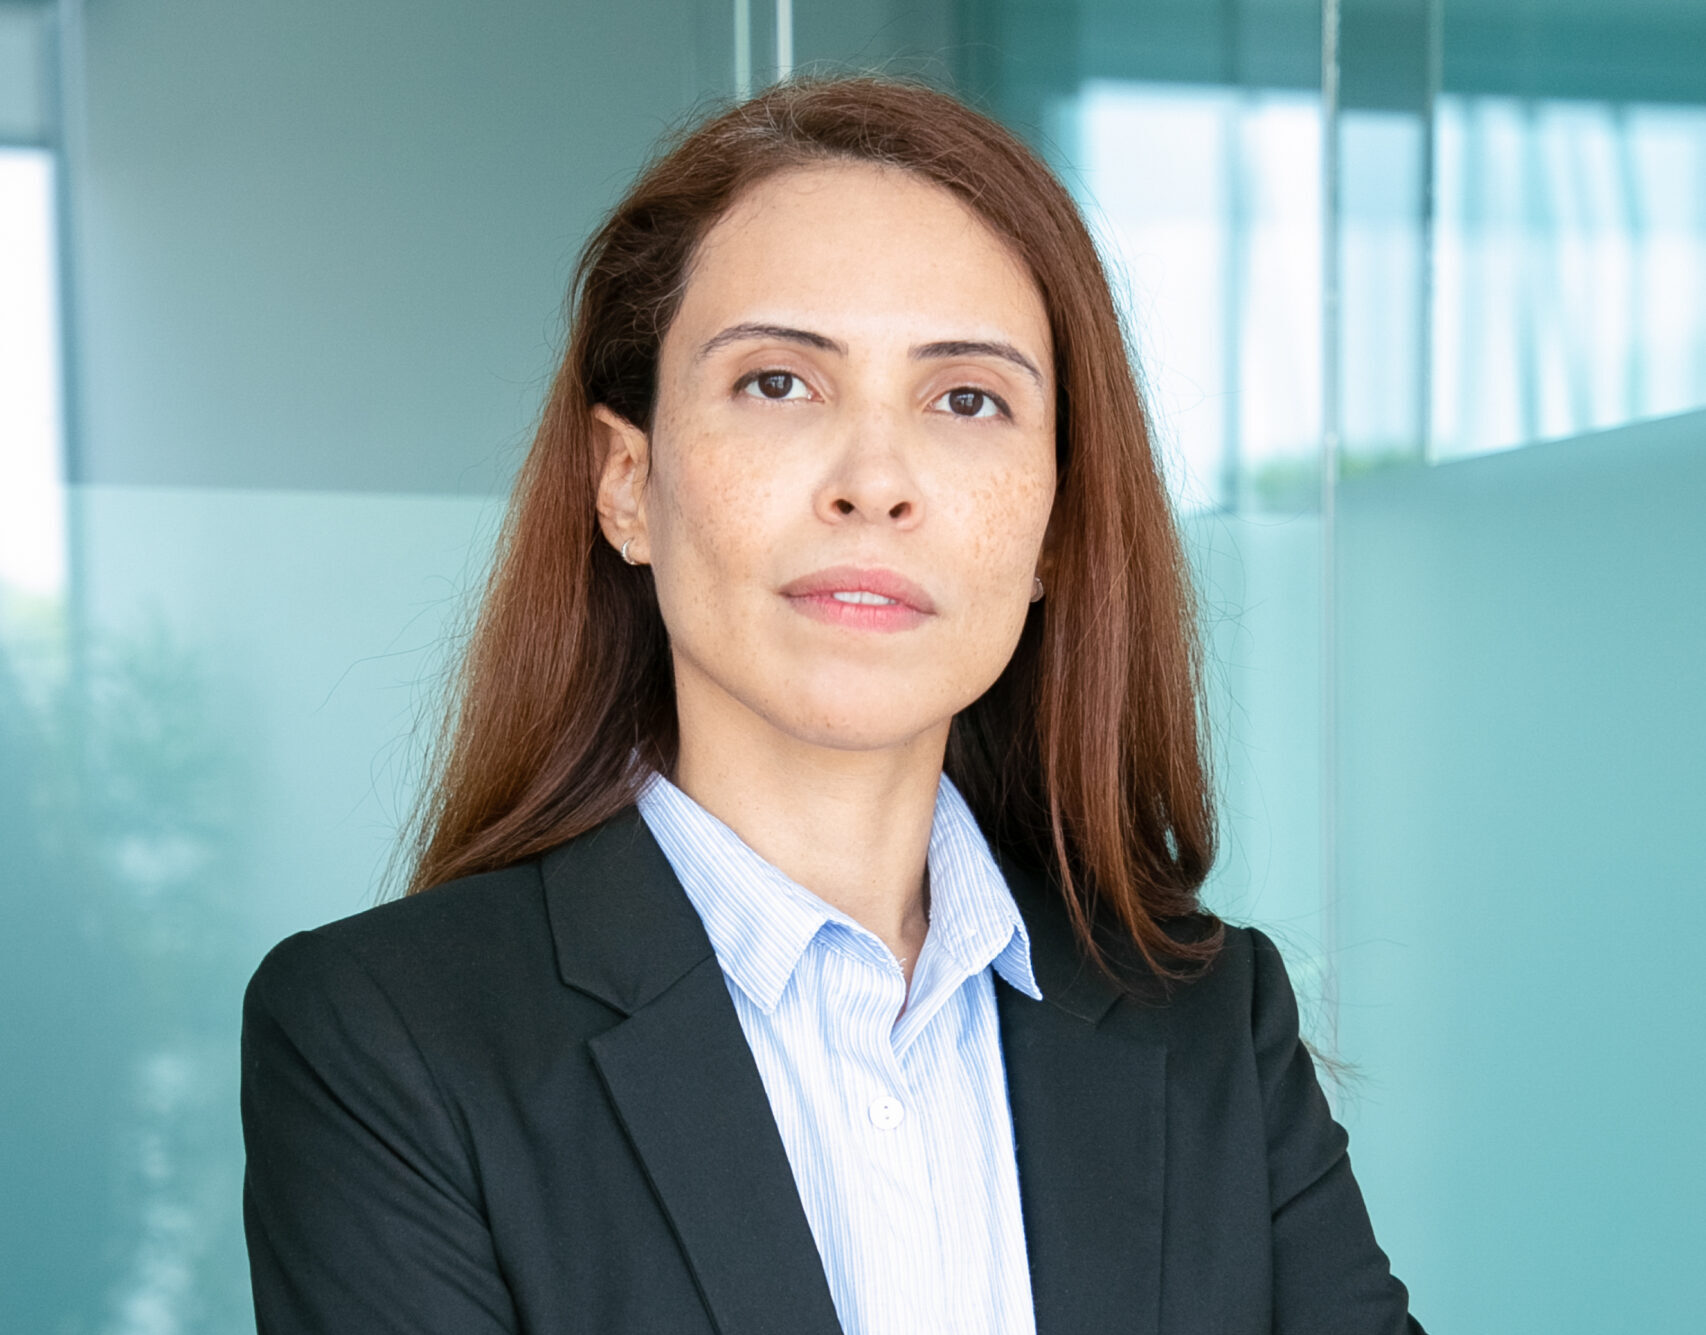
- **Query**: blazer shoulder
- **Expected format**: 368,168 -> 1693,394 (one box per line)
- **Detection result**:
1092,915 -> 1263,999
1093,920 -> 1302,1054
322,859 -> 549,963
1177,919 -> 1267,997
1161,921 -> 1304,1026
245,858 -> 562,1058
1191,922 -> 1312,1039
1161,919 -> 1287,995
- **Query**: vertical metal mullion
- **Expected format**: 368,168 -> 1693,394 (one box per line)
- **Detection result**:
1319,0 -> 1343,1057
49,0 -> 91,781
1418,0 -> 1443,463
1218,0 -> 1246,515
1220,96 -> 1247,515
48,0 -> 81,488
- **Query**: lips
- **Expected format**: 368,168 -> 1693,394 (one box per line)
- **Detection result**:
778,565 -> 936,614
777,565 -> 936,633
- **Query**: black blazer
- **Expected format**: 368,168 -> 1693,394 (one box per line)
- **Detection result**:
241,808 -> 1422,1334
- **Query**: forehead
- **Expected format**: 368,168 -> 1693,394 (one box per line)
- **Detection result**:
671,161 -> 1051,358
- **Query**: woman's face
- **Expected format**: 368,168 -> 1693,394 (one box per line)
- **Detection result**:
598,161 -> 1056,757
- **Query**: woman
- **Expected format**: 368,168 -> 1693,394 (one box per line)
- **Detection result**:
241,78 -> 1423,1334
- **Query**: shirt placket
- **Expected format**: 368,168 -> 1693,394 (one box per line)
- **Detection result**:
837,943 -> 950,1335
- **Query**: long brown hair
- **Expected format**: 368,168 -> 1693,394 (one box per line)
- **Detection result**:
407,77 -> 1220,976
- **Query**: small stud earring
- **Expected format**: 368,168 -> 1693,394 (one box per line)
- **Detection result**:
1031,575 -> 1045,603
620,538 -> 639,566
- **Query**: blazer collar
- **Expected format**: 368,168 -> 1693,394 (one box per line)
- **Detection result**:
541,806 -> 716,1016
541,807 -> 845,1335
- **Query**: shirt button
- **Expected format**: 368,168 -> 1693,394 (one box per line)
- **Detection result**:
868,1096 -> 905,1130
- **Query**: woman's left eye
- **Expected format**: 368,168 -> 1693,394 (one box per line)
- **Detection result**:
932,387 -> 1007,420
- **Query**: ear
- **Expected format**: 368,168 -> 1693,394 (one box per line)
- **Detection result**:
593,404 -> 652,564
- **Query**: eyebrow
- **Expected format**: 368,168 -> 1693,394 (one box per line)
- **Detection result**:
696,323 -> 1046,388
911,339 -> 1044,387
696,323 -> 845,360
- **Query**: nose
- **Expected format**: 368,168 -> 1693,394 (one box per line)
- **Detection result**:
814,409 -> 923,528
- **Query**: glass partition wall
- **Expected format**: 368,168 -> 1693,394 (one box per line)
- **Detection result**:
3,0 -> 1702,1329
1330,2 -> 1706,1330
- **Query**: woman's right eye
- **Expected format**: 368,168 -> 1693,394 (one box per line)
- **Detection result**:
738,370 -> 810,401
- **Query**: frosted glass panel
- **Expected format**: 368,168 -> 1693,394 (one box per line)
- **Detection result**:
1186,512 -> 1331,1025
1,485 -> 499,1332
1335,410 -> 1706,1330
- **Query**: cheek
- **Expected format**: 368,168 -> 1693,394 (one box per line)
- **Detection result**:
956,461 -> 1055,586
932,460 -> 1053,697
650,429 -> 781,590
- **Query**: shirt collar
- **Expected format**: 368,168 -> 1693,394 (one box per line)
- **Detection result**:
634,770 -> 1041,1014
922,774 -> 1041,1000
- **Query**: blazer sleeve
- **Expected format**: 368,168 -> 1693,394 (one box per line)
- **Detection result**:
240,930 -> 519,1335
1249,928 -> 1426,1335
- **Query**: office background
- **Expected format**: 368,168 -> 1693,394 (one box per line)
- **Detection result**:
1,0 -> 1702,1329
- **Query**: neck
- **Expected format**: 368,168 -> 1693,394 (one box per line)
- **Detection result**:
670,679 -> 945,979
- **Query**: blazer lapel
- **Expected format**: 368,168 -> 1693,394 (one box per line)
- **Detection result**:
998,858 -> 1168,1335
542,812 -> 843,1335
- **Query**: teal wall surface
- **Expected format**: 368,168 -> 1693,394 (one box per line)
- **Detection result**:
4,483 -> 500,1328
68,0 -> 733,493
1335,411 -> 1706,1331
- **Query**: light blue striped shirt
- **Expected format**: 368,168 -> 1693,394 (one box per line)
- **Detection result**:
635,769 -> 1042,1335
